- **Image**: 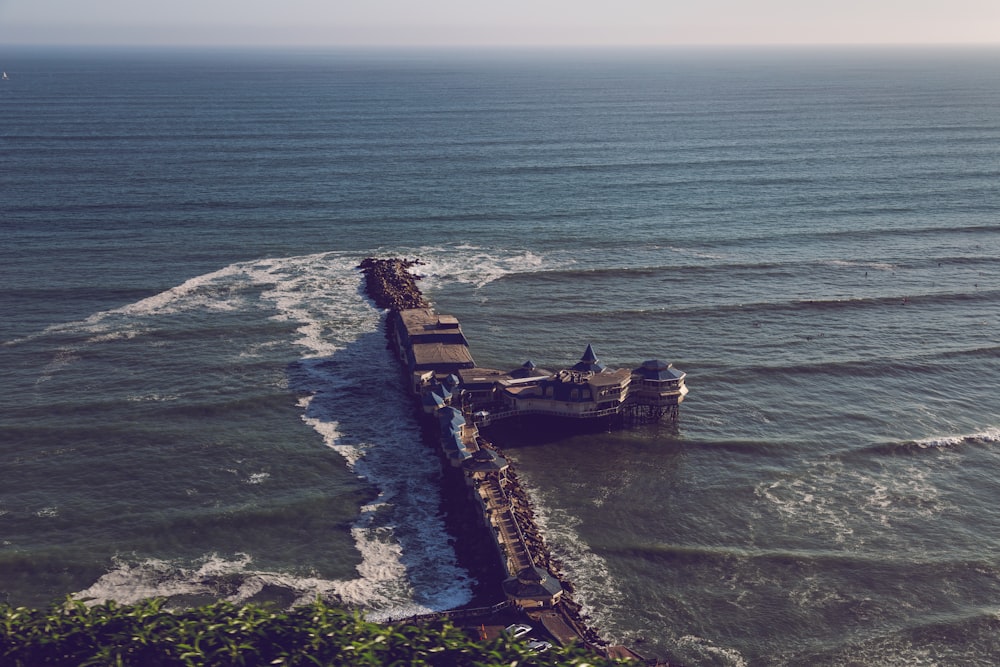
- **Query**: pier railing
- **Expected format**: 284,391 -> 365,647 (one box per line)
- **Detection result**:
402,600 -> 514,624
474,406 -> 623,425
481,475 -> 536,575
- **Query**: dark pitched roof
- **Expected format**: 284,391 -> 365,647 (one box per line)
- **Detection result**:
509,360 -> 549,379
462,448 -> 508,473
502,566 -> 563,600
571,344 -> 606,373
438,406 -> 466,432
634,359 -> 685,381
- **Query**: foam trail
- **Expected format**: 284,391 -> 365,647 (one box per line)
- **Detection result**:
405,245 -> 550,290
519,475 -> 627,643
69,245 -> 562,612
674,635 -> 749,667
64,251 -> 472,614
911,427 -> 1000,449
754,454 -> 951,544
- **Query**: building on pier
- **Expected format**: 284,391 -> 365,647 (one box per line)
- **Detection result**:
438,406 -> 564,608
389,304 -> 687,611
393,307 -> 687,430
461,344 -> 687,428
391,308 -> 475,394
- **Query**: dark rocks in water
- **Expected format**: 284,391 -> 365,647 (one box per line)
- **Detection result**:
356,256 -> 607,653
357,257 -> 429,311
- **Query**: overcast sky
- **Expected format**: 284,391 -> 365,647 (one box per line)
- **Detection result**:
1,0 -> 998,48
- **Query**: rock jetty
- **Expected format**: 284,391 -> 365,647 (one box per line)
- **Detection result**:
357,256 -> 654,662
357,257 -> 429,311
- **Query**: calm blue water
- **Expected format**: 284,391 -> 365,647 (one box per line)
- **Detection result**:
2,46 -> 1000,665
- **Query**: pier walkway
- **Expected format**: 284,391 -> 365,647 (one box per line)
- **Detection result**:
357,257 -> 667,662
479,477 -> 535,575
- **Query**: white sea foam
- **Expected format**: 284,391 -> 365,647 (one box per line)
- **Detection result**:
59,250 -> 473,615
238,340 -> 283,359
665,245 -> 727,261
62,245 -> 591,614
912,427 -> 1000,449
521,474 -> 625,644
788,574 -> 848,610
115,264 -> 254,318
77,554 -> 257,606
250,251 -> 473,613
407,245 -> 548,290
86,326 -> 151,344
823,259 -> 897,272
675,635 -> 748,667
250,253 -> 376,358
126,393 -> 179,403
26,262 -> 272,383
755,455 -> 952,546
300,410 -> 361,469
828,637 -> 943,667
35,349 -> 79,385
585,468 -> 637,509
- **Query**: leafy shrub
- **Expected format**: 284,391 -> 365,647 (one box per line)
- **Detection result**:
0,598 -> 624,666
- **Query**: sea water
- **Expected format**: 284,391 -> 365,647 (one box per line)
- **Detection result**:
2,46 -> 999,665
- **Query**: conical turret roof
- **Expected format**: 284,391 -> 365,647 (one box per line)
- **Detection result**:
571,343 -> 606,373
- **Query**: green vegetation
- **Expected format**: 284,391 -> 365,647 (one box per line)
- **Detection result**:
0,598 -> 625,666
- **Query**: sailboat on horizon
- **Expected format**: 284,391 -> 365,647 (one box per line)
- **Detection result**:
2,72 -> 8,80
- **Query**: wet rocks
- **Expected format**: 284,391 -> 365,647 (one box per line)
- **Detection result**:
357,257 -> 429,311
357,255 -> 609,654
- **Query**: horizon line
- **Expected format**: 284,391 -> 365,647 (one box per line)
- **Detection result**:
2,41 -> 999,51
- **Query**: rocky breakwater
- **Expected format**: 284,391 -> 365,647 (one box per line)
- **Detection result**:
498,457 -> 607,648
357,257 -> 429,311
357,256 -> 614,655
357,256 -> 507,603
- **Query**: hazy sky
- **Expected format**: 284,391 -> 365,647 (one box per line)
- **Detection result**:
1,0 -> 998,47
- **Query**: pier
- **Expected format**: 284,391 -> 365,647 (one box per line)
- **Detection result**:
359,257 -> 687,660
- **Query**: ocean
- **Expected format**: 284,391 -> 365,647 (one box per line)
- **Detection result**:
1,45 -> 999,665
